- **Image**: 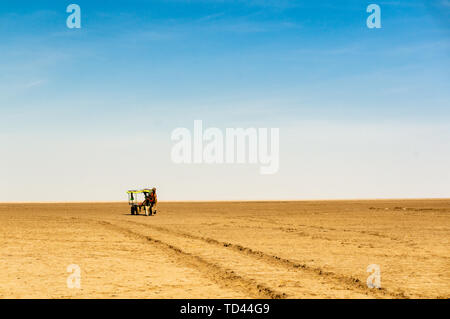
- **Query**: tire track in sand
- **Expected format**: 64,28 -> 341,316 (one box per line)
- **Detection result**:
94,220 -> 286,299
124,220 -> 408,299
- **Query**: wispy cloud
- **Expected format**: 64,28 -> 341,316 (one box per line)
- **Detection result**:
24,80 -> 45,89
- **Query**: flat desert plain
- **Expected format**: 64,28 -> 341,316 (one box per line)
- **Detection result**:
0,200 -> 449,299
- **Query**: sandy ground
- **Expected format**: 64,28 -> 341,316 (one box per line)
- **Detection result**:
0,200 -> 448,299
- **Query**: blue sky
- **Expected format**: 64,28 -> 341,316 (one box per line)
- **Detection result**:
1,1 -> 449,201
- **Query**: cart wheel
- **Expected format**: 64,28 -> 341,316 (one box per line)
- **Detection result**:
131,206 -> 135,215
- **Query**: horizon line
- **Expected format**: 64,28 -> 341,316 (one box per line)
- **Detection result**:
1,197 -> 449,204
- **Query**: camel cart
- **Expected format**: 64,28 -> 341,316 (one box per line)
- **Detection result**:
127,188 -> 156,215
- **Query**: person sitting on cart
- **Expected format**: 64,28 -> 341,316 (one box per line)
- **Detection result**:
149,188 -> 157,213
142,188 -> 157,216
